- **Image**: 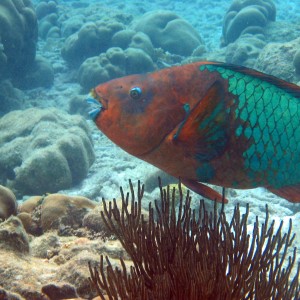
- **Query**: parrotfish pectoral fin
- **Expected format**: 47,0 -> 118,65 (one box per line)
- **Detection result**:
268,185 -> 300,203
172,80 -> 229,161
182,179 -> 228,203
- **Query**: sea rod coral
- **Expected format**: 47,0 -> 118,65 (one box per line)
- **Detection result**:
89,179 -> 300,299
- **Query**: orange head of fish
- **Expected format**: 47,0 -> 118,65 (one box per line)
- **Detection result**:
87,71 -> 190,158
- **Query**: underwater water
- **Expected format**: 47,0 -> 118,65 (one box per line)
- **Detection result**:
0,0 -> 300,298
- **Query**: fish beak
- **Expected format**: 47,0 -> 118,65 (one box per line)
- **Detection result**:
86,90 -> 103,120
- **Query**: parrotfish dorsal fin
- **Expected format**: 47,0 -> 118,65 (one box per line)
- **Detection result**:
172,80 -> 229,161
204,62 -> 300,98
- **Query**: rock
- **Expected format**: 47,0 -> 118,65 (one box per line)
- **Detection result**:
0,288 -> 24,300
221,0 -> 276,46
41,283 -> 78,300
0,234 -> 114,299
58,251 -> 99,298
264,21 -> 300,44
135,10 -> 203,56
0,108 -> 95,196
254,37 -> 300,82
0,185 -> 17,221
293,50 -> 300,75
41,194 -> 96,231
31,232 -> 60,258
225,34 -> 266,67
0,248 -> 56,299
0,217 -> 29,253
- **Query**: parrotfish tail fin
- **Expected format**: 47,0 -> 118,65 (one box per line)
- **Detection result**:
182,179 -> 229,203
173,80 -> 229,161
268,185 -> 300,203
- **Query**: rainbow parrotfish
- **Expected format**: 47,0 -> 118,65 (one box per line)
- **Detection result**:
87,61 -> 300,203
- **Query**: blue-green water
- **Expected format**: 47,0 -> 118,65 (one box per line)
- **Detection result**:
0,0 -> 300,298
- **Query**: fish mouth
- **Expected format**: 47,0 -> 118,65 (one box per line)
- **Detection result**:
86,89 -> 105,120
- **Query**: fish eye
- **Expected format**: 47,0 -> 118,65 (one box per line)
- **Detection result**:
129,87 -> 142,100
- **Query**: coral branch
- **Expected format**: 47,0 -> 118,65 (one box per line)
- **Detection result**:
89,179 -> 300,299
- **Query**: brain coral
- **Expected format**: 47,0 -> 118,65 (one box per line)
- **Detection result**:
41,194 -> 96,231
222,0 -> 276,46
0,0 -> 38,80
112,31 -> 154,58
61,21 -> 124,66
134,10 -> 203,56
78,47 -> 154,90
0,108 -> 95,196
0,185 -> 17,221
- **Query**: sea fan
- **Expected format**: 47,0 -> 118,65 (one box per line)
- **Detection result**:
89,179 -> 300,299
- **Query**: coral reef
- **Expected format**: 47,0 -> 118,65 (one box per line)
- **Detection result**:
61,21 -> 124,66
225,34 -> 266,67
89,180 -> 300,299
112,31 -> 154,58
0,179 -> 298,299
38,12 -> 60,39
30,233 -> 60,258
0,0 -> 38,80
61,14 -> 85,38
36,0 -> 60,39
35,1 -> 57,20
78,47 -> 154,91
293,50 -> 300,75
254,37 -> 300,82
135,10 -> 203,56
12,56 -> 54,89
264,21 -> 300,44
221,0 -> 276,46
0,217 -> 29,253
0,80 -> 24,116
41,193 -> 96,231
18,193 -> 97,235
0,108 -> 95,196
111,29 -> 136,49
0,189 -> 125,298
0,234 -> 107,299
78,47 -> 126,91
